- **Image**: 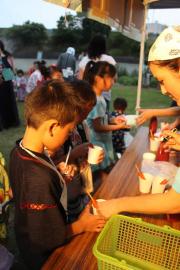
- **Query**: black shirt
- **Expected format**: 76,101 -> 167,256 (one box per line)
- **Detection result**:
9,142 -> 67,269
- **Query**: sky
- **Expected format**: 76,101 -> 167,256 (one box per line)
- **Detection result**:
0,0 -> 179,29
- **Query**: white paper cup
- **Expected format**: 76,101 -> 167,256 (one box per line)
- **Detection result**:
150,138 -> 160,152
92,199 -> 106,215
125,115 -> 137,126
87,145 -> 103,164
143,152 -> 156,161
139,172 -> 154,194
151,175 -> 167,194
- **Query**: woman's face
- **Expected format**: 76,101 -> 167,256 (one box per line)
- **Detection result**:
149,62 -> 180,105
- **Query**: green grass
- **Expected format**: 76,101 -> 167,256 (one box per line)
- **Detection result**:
0,85 -> 173,168
111,84 -> 172,113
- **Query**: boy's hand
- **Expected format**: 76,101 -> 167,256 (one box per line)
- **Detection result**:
57,162 -> 78,182
78,204 -> 106,232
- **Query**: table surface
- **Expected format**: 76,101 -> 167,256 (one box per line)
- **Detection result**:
42,127 -> 180,270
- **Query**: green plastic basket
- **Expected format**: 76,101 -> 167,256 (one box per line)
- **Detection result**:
93,215 -> 180,270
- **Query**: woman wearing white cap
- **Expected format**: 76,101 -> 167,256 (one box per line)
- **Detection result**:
97,26 -> 180,217
137,26 -> 180,127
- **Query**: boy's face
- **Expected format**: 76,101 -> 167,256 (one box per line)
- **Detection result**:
44,120 -> 76,153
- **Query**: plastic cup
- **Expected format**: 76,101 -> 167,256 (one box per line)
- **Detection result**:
143,152 -> 156,161
151,175 -> 168,194
92,199 -> 106,215
87,145 -> 103,164
150,138 -> 160,152
125,115 -> 137,126
139,172 -> 154,194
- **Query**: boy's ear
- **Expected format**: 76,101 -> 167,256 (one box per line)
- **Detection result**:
48,120 -> 59,137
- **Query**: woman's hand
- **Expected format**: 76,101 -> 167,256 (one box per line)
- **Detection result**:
163,131 -> 180,151
78,204 -> 106,232
57,162 -> 78,183
136,109 -> 154,125
97,199 -> 120,219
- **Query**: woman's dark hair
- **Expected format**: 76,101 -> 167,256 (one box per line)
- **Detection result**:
149,57 -> 180,72
88,35 -> 106,59
0,40 -> 11,56
83,61 -> 116,85
113,98 -> 127,111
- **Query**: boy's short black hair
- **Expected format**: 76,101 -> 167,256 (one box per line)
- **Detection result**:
17,69 -> 24,75
24,80 -> 88,129
113,97 -> 127,111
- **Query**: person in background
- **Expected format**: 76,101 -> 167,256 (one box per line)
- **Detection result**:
98,26 -> 180,218
16,69 -> 27,102
83,61 -> 129,171
57,47 -> 76,81
78,35 -> 116,111
0,40 -> 19,130
26,61 -> 46,94
48,64 -> 64,81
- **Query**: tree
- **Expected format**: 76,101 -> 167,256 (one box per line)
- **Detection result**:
6,21 -> 48,49
82,18 -> 111,43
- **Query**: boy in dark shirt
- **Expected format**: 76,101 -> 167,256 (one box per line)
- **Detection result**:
9,80 -> 106,270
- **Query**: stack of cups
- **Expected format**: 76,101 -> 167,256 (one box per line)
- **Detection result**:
152,174 -> 168,194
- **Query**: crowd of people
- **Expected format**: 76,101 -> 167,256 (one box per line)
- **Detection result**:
0,26 -> 180,269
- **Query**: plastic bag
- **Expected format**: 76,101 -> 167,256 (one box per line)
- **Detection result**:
80,164 -> 93,193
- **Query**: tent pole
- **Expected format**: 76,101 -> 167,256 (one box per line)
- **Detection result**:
135,3 -> 148,111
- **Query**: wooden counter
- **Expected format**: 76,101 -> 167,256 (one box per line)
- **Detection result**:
42,127 -> 180,270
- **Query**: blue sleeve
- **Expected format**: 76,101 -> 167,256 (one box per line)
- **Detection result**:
88,100 -> 105,120
172,168 -> 180,193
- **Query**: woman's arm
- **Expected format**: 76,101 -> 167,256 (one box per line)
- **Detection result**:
98,188 -> 180,218
137,107 -> 180,125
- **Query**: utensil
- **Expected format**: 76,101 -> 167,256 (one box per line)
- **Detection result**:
86,191 -> 98,209
65,146 -> 72,168
135,164 -> 146,180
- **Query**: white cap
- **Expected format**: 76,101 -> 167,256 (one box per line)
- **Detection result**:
148,26 -> 180,62
66,47 -> 75,56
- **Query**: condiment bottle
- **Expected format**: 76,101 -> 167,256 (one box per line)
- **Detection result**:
156,142 -> 169,161
149,116 -> 158,135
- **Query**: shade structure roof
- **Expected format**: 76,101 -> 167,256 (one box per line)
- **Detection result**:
44,1 -> 180,42
149,0 -> 180,9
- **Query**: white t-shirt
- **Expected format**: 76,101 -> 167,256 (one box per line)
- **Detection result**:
26,70 -> 43,94
78,54 -> 116,101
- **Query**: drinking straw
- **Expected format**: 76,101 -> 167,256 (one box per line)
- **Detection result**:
160,179 -> 168,185
135,164 -> 146,180
65,146 -> 72,168
86,191 -> 98,209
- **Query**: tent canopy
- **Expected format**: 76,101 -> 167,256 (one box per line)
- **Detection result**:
149,0 -> 180,9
